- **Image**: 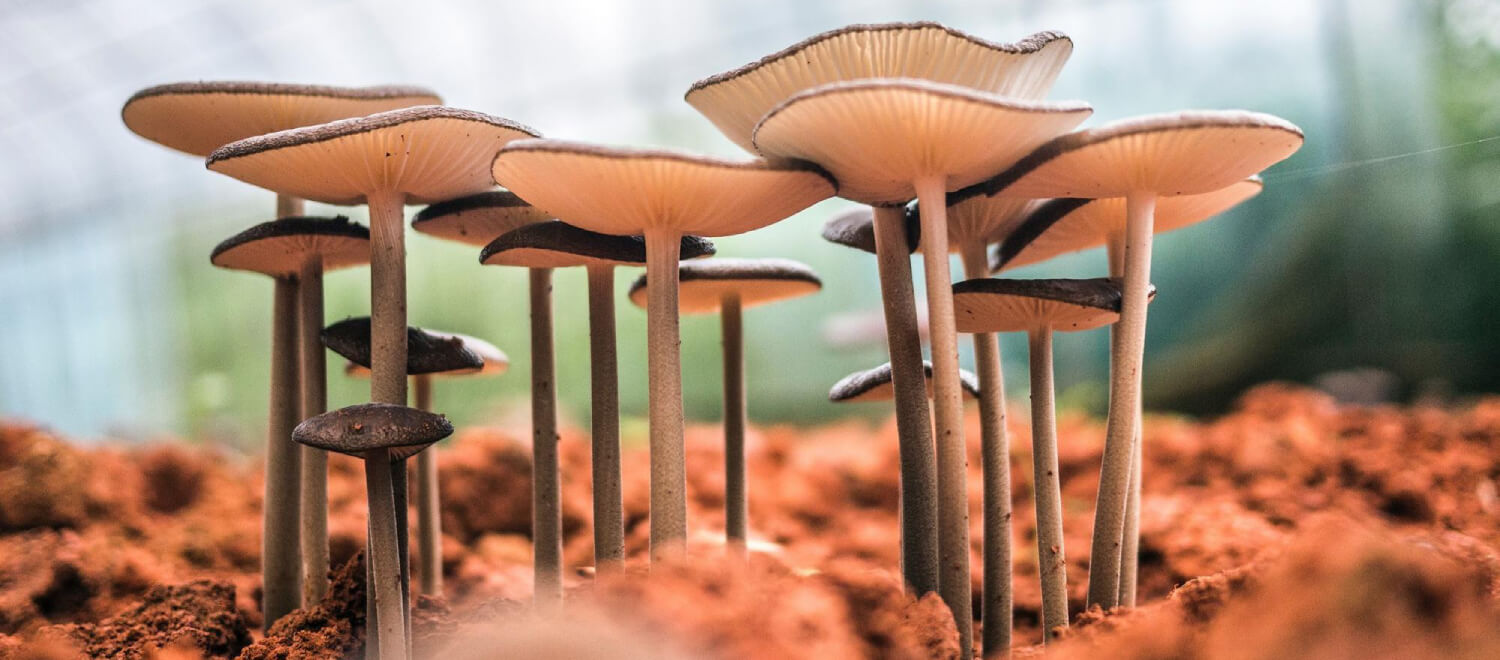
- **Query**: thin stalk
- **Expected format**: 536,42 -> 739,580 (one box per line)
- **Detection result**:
1028,328 -> 1067,642
1109,239 -> 1143,608
299,257 -> 330,607
366,190 -> 409,657
414,376 -> 442,596
264,276 -> 303,630
962,244 -> 1010,657
531,268 -> 562,610
1085,193 -> 1156,608
586,265 -> 624,574
364,451 -> 408,660
914,177 -> 972,655
721,293 -> 747,559
644,229 -> 687,563
392,459 -> 410,645
872,205 -> 939,596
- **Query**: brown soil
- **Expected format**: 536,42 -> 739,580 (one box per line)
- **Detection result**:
1,383 -> 1498,658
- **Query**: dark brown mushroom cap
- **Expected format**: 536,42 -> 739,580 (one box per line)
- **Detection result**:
627,258 -> 822,314
412,191 -> 555,248
321,317 -> 485,376
292,403 -> 452,460
210,216 -> 370,277
820,206 -> 919,255
828,360 -> 981,403
951,277 -> 1155,334
480,221 -> 717,269
121,81 -> 442,157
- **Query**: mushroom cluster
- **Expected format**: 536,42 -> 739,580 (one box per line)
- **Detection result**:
121,18 -> 1302,660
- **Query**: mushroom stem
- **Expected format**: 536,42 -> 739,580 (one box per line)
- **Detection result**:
871,205 -> 940,596
914,177 -> 972,654
298,257 -> 330,606
721,292 -> 747,559
961,244 -> 1011,656
644,229 -> 687,563
392,459 -> 411,643
530,267 -> 563,610
414,375 -> 441,596
586,264 -> 624,575
1108,239 -> 1143,609
364,450 -> 408,660
265,276 -> 304,630
1027,327 -> 1068,642
1085,192 -> 1156,609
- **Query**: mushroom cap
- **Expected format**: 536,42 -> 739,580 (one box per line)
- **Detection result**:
685,23 -> 1072,152
491,140 -> 835,237
828,360 -> 981,403
627,257 -> 821,314
122,81 -> 442,157
917,195 -> 1042,251
994,178 -> 1264,271
292,403 -> 453,460
480,221 -> 717,269
411,191 -> 554,248
820,206 -> 919,255
967,111 -> 1303,199
951,277 -> 1151,334
752,79 -> 1091,205
322,317 -> 499,377
209,216 -> 370,277
206,106 -> 540,205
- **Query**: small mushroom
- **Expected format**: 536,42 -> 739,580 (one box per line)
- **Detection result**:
482,221 -> 715,576
293,403 -> 453,660
828,361 -> 982,403
491,140 -> 834,563
627,258 -> 821,558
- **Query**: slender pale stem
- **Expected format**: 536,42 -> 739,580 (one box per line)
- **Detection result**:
530,268 -> 562,610
392,459 -> 410,646
276,193 -> 304,218
264,276 -> 303,630
914,177 -> 972,655
364,451 -> 408,660
1086,193 -> 1156,608
298,257 -> 329,607
1108,238 -> 1143,608
872,205 -> 939,596
962,244 -> 1010,657
366,190 -> 409,657
721,293 -> 747,559
587,265 -> 623,574
414,375 -> 442,597
1028,328 -> 1067,642
644,229 -> 687,563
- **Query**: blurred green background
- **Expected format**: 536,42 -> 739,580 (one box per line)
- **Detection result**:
0,0 -> 1496,447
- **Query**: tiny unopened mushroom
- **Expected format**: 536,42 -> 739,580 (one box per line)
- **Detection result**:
482,221 -> 715,575
293,403 -> 453,660
628,258 -> 821,558
828,361 -> 982,403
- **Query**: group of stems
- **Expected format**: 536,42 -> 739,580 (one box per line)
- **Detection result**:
1107,234 -> 1143,609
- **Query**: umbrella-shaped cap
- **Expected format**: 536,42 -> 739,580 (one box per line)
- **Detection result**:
210,216 -> 369,277
686,23 -> 1072,152
820,206 -> 919,255
753,79 -> 1091,205
969,111 -> 1302,200
480,221 -> 716,269
412,191 -> 554,248
207,106 -> 540,205
322,317 -> 489,376
293,403 -> 452,460
994,178 -> 1263,271
951,277 -> 1151,334
627,257 -> 821,314
122,81 -> 442,157
492,140 -> 835,237
829,360 -> 980,403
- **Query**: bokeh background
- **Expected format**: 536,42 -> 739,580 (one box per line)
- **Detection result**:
0,0 -> 1496,446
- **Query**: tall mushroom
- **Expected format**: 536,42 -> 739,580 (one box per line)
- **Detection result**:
491,140 -> 834,562
627,258 -> 822,558
963,111 -> 1303,608
123,80 -> 439,622
753,78 -> 1090,652
481,221 -> 716,575
207,105 -> 540,658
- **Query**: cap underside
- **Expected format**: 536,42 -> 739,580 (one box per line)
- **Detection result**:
951,277 -> 1130,334
209,216 -> 370,277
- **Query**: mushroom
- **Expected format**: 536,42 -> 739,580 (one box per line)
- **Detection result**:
209,216 -> 369,626
627,258 -> 822,558
123,80 -> 438,623
963,110 -> 1303,608
292,403 -> 453,660
207,105 -> 539,657
828,361 -> 982,403
951,277 -> 1147,642
753,78 -> 1091,651
481,221 -> 716,575
491,140 -> 835,562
